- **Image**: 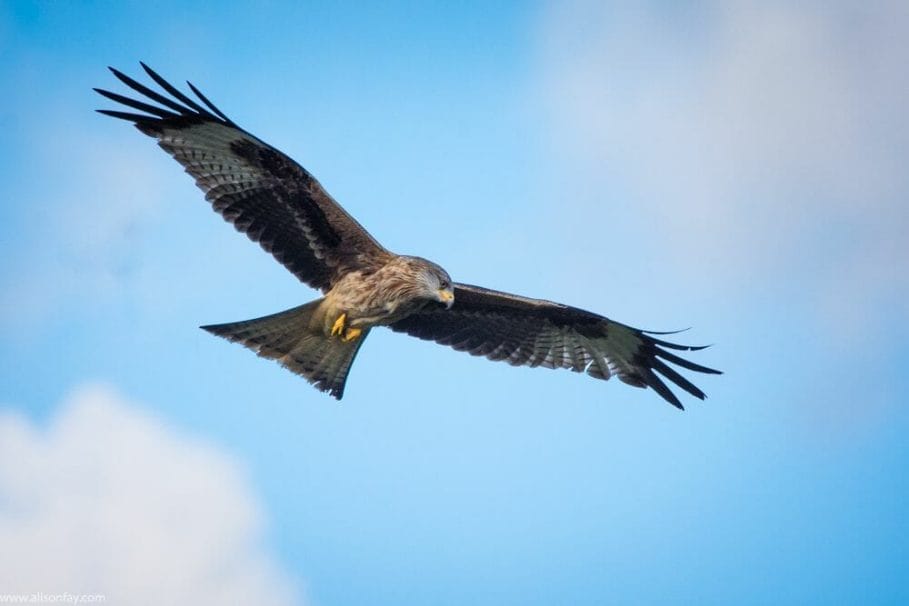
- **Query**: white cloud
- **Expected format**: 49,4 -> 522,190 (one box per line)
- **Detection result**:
537,1 -> 909,338
0,384 -> 303,605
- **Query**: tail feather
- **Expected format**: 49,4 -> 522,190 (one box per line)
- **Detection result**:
201,300 -> 368,399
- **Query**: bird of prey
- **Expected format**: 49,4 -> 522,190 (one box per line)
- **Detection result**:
95,64 -> 720,409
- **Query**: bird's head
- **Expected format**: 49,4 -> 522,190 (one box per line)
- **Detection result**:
412,258 -> 455,309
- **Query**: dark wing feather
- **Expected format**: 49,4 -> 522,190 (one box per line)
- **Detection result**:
389,283 -> 721,409
95,64 -> 390,291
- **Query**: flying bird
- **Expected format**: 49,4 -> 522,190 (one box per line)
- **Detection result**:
95,64 -> 720,408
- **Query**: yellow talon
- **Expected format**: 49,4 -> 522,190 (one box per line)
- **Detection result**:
342,327 -> 362,342
331,313 -> 347,337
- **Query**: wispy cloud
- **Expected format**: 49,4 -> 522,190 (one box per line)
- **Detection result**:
0,102 -> 170,338
0,92 -> 259,341
537,1 -> 909,340
0,383 -> 303,605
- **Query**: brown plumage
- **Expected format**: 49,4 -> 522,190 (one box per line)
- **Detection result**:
95,64 -> 721,408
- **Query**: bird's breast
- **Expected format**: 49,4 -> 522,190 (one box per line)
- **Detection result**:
326,268 -> 426,328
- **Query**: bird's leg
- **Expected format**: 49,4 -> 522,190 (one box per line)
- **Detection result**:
330,312 -> 347,338
329,311 -> 362,341
342,327 -> 363,342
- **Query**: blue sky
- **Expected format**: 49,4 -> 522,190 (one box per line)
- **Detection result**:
1,2 -> 908,604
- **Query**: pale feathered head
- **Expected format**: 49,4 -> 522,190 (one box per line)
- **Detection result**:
403,256 -> 454,309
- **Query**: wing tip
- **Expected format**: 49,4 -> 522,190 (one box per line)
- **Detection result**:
97,63 -> 236,129
624,328 -> 723,408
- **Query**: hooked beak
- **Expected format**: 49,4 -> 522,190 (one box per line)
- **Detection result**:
438,288 -> 455,309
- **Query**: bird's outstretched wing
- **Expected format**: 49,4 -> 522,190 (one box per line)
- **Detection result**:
389,283 -> 721,409
95,63 -> 391,292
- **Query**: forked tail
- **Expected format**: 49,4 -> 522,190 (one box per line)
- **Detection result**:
201,300 -> 369,399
